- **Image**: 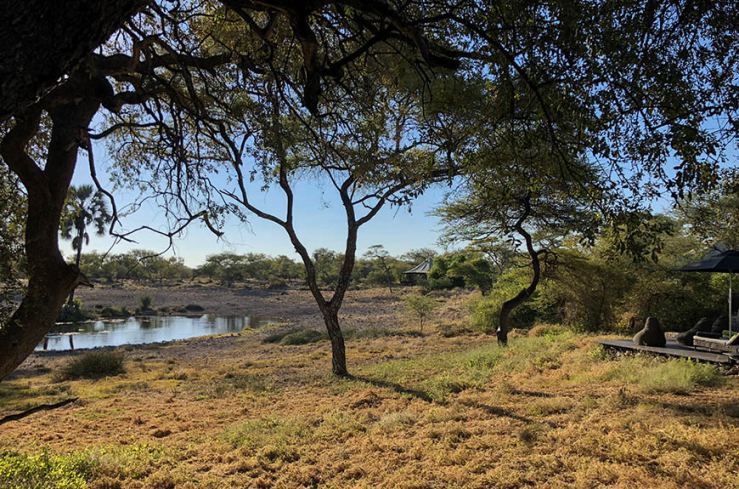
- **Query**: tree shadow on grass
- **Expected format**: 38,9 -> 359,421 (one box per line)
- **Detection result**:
349,375 -> 435,403
459,399 -> 534,424
655,399 -> 739,422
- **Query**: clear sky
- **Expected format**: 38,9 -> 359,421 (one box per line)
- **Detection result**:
67,140 -> 454,267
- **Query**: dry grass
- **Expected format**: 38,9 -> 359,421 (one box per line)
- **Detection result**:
1,288 -> 738,488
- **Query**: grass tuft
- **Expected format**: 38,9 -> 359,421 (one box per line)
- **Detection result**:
603,357 -> 724,394
280,329 -> 326,345
56,351 -> 125,381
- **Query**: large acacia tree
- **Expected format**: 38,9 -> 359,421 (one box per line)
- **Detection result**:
104,4 -> 453,374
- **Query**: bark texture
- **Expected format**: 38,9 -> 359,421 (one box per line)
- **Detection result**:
0,0 -> 146,122
0,75 -> 103,381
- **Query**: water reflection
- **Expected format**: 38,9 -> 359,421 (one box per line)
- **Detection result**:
37,315 -> 277,351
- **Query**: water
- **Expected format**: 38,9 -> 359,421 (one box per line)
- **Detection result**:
36,315 -> 278,351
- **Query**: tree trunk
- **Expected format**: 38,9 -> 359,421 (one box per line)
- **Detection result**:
322,309 -> 348,376
0,0 -> 146,122
0,76 -> 102,382
497,196 -> 541,346
67,227 -> 85,307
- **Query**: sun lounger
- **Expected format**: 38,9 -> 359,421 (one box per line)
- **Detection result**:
693,334 -> 739,360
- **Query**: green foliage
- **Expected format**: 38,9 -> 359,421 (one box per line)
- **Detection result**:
427,252 -> 494,293
404,294 -> 439,330
677,185 -> 739,250
468,264 -> 543,333
0,449 -> 96,489
58,299 -> 96,323
75,250 -> 191,282
60,185 -> 112,257
57,351 -> 125,381
312,248 -> 342,288
100,306 -> 131,319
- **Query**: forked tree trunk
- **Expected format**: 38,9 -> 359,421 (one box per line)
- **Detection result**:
497,195 -> 542,346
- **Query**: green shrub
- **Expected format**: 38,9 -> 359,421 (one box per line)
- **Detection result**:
262,329 -> 300,344
184,304 -> 204,312
57,299 -> 97,323
138,295 -> 153,310
261,328 -> 326,345
57,351 -> 125,381
404,294 -> 439,331
267,279 -> 288,289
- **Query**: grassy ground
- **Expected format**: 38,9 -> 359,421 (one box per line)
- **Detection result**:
1,291 -> 738,488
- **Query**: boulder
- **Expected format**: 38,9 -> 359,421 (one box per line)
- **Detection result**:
676,317 -> 711,347
711,314 -> 729,335
633,317 -> 667,347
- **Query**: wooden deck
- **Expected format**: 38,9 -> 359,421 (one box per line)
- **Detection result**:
596,339 -> 738,365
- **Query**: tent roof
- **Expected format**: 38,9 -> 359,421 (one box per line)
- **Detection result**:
404,258 -> 433,275
675,250 -> 739,273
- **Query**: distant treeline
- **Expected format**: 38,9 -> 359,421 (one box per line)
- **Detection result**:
64,209 -> 735,334
70,247 -> 438,288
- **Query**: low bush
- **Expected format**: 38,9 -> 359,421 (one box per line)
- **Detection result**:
57,299 -> 97,323
267,279 -> 288,289
528,323 -> 567,337
280,329 -> 326,345
56,351 -> 125,381
262,329 -> 300,344
261,328 -> 328,345
139,295 -> 153,310
404,294 -> 439,331
184,304 -> 205,312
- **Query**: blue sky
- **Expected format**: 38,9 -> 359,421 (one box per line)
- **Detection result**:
68,141 -> 453,267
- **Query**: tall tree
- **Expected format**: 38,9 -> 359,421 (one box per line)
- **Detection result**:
103,4 -> 453,374
437,116 -> 604,344
60,184 -> 113,306
0,0 -> 458,381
